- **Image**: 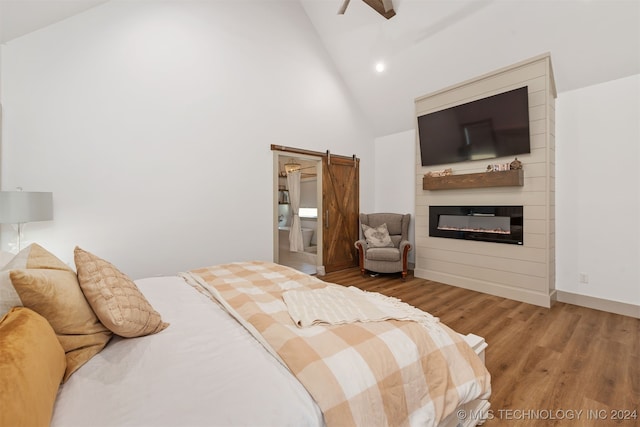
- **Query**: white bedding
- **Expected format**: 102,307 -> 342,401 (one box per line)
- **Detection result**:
51,275 -> 324,427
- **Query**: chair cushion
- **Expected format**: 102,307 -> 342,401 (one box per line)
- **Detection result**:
366,247 -> 401,262
362,223 -> 394,248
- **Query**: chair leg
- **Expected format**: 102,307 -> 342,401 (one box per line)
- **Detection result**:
401,244 -> 411,281
356,244 -> 366,277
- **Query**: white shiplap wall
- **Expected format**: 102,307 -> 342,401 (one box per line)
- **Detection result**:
414,54 -> 556,307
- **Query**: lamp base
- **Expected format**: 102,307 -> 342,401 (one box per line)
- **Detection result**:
7,223 -> 26,254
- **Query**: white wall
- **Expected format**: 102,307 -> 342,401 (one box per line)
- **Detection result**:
373,129 -> 416,264
299,178 -> 318,236
0,9 -> 3,189
556,74 -> 640,306
0,1 -> 374,278
300,179 -> 317,209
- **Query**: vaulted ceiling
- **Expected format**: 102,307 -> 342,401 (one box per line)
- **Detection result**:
300,0 -> 640,136
0,0 -> 108,42
1,0 -> 639,137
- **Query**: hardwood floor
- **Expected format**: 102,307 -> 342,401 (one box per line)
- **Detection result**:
321,268 -> 640,426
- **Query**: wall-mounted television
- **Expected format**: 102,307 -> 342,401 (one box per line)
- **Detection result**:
418,86 -> 530,167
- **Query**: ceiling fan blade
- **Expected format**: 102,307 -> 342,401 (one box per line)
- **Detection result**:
338,0 -> 351,15
362,0 -> 396,19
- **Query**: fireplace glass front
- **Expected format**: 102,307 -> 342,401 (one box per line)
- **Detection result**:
429,206 -> 523,245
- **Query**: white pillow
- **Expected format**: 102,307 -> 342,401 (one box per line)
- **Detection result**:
0,251 -> 16,270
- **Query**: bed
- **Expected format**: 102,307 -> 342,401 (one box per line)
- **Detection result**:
0,245 -> 491,427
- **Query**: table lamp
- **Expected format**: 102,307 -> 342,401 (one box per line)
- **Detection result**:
0,189 -> 53,252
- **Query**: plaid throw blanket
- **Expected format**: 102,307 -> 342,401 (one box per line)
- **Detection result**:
182,261 -> 491,427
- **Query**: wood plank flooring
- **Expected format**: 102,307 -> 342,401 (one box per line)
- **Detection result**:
321,268 -> 640,427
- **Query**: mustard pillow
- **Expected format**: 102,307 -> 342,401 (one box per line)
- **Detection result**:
2,244 -> 112,381
75,247 -> 169,338
0,306 -> 66,427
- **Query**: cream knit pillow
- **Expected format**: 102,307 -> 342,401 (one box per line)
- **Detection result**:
362,223 -> 394,248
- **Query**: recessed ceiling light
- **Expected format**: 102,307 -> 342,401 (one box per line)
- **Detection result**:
375,62 -> 385,73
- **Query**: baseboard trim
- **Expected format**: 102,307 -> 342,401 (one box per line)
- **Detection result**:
414,269 -> 639,318
556,291 -> 640,319
415,268 -> 554,308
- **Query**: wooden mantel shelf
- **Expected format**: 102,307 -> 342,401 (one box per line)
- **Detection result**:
423,169 -> 524,190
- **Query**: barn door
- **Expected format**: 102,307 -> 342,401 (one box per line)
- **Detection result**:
322,155 -> 359,273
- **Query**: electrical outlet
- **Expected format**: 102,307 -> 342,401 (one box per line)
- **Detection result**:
579,273 -> 589,284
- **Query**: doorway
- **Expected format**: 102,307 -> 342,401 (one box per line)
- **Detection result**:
274,153 -> 322,275
272,146 -> 360,276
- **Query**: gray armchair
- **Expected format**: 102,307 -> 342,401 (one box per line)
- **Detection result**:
355,213 -> 411,280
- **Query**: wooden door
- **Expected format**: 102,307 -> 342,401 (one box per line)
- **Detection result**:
322,155 -> 359,273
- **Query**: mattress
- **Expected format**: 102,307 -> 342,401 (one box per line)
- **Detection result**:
51,275 -> 324,427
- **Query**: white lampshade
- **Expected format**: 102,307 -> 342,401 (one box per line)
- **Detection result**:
0,191 -> 53,224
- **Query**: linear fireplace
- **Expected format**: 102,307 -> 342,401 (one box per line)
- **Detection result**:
429,206 -> 523,245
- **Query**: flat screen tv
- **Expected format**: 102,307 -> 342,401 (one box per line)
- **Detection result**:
418,86 -> 530,167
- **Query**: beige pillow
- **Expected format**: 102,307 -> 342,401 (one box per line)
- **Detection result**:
0,307 -> 66,427
0,245 -> 68,317
2,244 -> 112,381
362,223 -> 394,248
74,247 -> 169,338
